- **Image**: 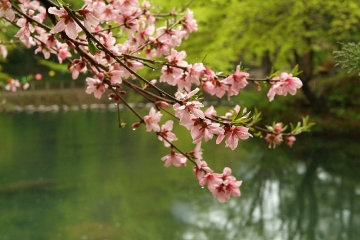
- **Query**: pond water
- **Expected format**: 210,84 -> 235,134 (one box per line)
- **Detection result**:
0,111 -> 359,240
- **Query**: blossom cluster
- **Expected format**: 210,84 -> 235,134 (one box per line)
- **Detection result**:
267,72 -> 303,101
265,122 -> 296,148
0,0 -> 312,202
142,105 -> 244,202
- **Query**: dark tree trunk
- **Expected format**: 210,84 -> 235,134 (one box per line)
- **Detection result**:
261,51 -> 272,76
293,50 -> 325,110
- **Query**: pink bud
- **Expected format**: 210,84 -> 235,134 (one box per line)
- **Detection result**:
255,81 -> 261,91
144,79 -> 157,90
274,123 -> 283,133
66,39 -> 76,49
131,122 -> 142,130
155,101 -> 169,108
108,93 -> 120,104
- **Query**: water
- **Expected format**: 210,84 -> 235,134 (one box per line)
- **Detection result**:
0,111 -> 359,240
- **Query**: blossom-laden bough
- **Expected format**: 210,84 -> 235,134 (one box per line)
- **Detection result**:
0,0 -> 314,203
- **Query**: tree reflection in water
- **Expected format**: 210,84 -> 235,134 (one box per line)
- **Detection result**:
174,137 -> 359,240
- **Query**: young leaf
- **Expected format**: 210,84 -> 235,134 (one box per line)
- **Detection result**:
88,39 -> 100,55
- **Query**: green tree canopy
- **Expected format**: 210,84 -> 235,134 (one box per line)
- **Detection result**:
152,0 -> 360,106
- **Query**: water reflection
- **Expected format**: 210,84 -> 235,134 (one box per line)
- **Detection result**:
0,112 -> 359,240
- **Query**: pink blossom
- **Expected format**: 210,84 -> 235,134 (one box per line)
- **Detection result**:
211,176 -> 242,203
206,167 -> 243,203
5,79 -> 20,92
115,0 -> 139,13
204,106 -> 217,118
34,35 -> 51,59
56,42 -> 71,63
98,32 -> 118,54
141,1 -> 151,11
107,69 -> 124,84
48,7 -> 79,39
286,135 -> 296,148
0,0 -> 15,21
45,33 -> 57,48
143,107 -> 162,132
161,150 -> 187,167
15,17 -> 35,47
199,172 -> 222,191
69,59 -> 87,80
201,68 -> 227,98
216,125 -> 252,150
267,72 -> 303,101
156,26 -> 187,47
173,88 -> 205,128
77,7 -> 99,30
158,120 -> 178,147
192,158 -> 212,181
185,63 -> 205,85
188,142 -> 204,160
159,66 -> 182,86
152,38 -> 171,57
115,8 -> 139,32
190,118 -> 224,144
193,159 -> 212,180
96,2 -> 119,23
202,80 -> 227,98
136,22 -> 155,45
265,133 -> 283,148
174,100 -> 205,129
85,77 -> 106,99
175,72 -> 192,92
0,44 -> 8,59
166,49 -> 188,67
181,9 -> 198,39
118,60 -> 143,79
222,65 -> 249,99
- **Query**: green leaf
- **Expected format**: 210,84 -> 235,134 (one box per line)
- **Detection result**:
88,39 -> 100,55
54,0 -> 70,7
291,64 -> 302,76
254,131 -> 263,137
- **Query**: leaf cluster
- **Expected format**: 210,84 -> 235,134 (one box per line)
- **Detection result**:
334,42 -> 360,75
290,116 -> 316,135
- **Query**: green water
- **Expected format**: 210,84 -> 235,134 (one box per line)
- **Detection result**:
0,111 -> 359,240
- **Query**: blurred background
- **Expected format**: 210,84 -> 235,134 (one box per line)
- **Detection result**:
0,0 -> 359,239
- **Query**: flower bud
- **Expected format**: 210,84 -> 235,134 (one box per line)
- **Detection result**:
274,123 -> 283,133
144,79 -> 157,90
255,81 -> 261,91
66,39 -> 76,49
131,122 -> 142,130
155,101 -> 169,108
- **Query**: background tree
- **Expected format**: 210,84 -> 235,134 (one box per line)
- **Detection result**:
152,0 -> 360,109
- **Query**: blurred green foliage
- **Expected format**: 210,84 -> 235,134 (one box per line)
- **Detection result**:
152,0 -> 360,70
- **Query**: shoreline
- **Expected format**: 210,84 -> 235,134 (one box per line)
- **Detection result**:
2,88 -> 359,138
